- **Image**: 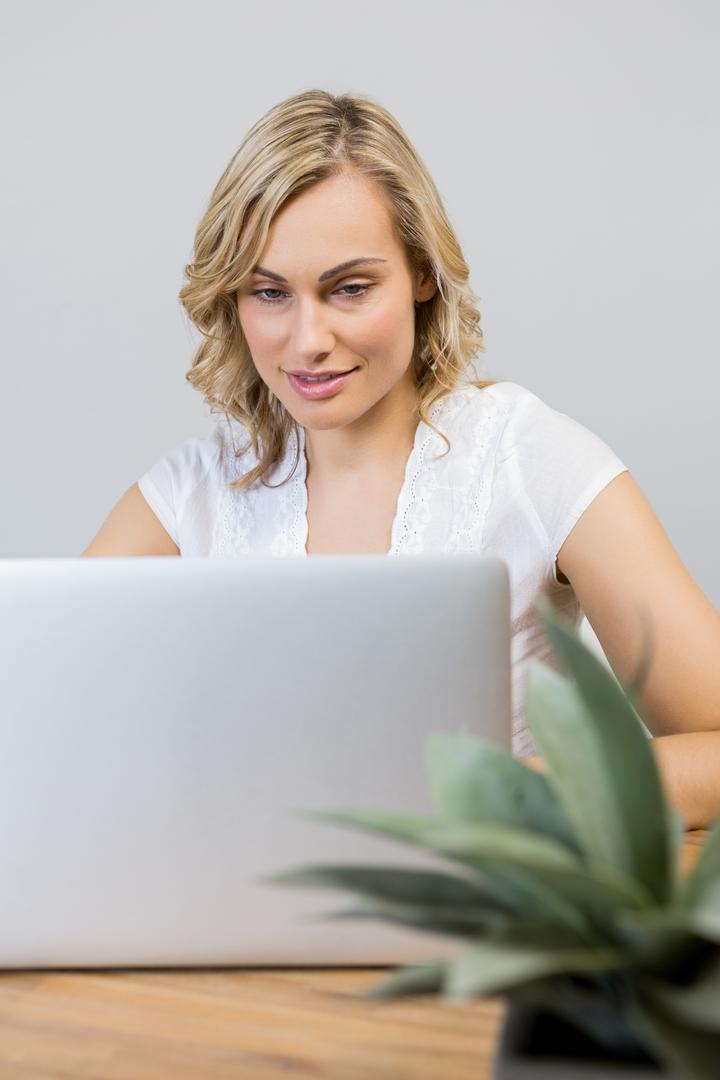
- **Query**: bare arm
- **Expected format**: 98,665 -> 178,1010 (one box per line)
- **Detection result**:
81,483 -> 180,557
523,470 -> 720,829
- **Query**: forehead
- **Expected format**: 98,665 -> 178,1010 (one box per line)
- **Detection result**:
259,171 -> 401,267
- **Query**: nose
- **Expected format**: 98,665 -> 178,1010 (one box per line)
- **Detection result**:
291,295 -> 335,358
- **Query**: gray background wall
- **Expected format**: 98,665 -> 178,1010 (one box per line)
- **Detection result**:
2,1 -> 718,614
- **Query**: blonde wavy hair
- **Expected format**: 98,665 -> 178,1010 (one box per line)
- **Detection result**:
179,89 -> 499,491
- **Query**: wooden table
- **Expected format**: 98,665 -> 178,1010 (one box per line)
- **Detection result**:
0,831 -> 708,1079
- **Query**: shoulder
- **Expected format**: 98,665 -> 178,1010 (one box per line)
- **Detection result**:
479,379 -> 560,423
176,422 -> 226,472
474,381 -> 627,583
477,380 -> 616,462
155,423 -> 225,487
137,418 -> 228,517
447,380 -> 552,462
462,379 -> 542,430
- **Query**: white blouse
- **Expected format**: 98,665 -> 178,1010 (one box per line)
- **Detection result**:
138,380 -> 628,757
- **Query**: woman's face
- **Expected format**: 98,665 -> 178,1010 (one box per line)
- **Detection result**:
236,169 -> 435,432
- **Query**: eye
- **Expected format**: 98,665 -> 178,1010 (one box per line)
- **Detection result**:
250,283 -> 373,305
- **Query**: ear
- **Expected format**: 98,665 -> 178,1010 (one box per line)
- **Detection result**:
414,266 -> 437,304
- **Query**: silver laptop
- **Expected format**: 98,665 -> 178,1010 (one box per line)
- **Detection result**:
0,554 -> 511,969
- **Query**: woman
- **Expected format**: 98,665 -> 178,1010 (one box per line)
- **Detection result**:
83,89 -> 720,827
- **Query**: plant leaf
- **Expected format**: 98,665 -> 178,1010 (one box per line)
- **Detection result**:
423,731 -> 583,855
666,803 -> 688,901
689,883 -> 720,943
612,906 -> 712,978
681,811 -> 720,909
616,897 -> 720,951
360,963 -> 446,1000
526,599 -> 674,905
626,987 -> 720,1080
279,809 -> 588,925
443,939 -> 627,999
673,882 -> 720,945
261,864 -> 511,913
319,896 -> 604,950
314,902 -> 510,942
281,810 -> 652,936
419,819 -> 652,913
264,821 -> 565,920
634,948 -> 720,1033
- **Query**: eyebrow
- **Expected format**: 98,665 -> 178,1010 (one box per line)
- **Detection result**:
250,257 -> 388,284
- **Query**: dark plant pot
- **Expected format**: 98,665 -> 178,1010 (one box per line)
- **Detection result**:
493,1000 -> 676,1078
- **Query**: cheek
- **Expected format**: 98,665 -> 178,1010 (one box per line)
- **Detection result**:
354,296 -> 412,355
237,302 -> 279,354
236,301 -> 254,341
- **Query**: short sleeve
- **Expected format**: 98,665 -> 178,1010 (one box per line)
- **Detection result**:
496,384 -> 629,586
137,430 -> 219,549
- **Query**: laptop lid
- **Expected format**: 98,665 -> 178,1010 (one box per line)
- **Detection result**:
0,554 -> 511,968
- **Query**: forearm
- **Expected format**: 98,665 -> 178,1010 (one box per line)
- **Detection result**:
521,730 -> 720,831
649,730 -> 720,831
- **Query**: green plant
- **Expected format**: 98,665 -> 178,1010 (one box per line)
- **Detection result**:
263,595 -> 720,1078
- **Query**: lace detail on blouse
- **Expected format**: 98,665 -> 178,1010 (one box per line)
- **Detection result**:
210,383 -> 502,560
270,426 -> 306,557
394,388 -> 498,554
210,420 -> 259,558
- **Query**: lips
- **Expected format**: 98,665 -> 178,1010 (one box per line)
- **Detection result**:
287,368 -> 357,378
286,368 -> 358,399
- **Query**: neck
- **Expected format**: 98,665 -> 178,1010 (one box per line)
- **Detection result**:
302,374 -> 421,485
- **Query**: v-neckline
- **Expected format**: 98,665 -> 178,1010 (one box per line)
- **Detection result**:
296,413 -> 429,557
